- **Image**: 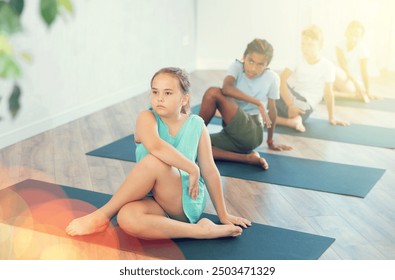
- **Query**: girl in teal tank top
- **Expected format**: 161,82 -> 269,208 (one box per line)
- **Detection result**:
136,109 -> 207,223
66,67 -> 251,240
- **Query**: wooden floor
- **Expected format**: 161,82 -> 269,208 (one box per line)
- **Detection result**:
1,70 -> 395,260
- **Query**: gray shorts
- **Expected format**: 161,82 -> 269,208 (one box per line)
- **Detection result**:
276,85 -> 313,121
210,107 -> 263,153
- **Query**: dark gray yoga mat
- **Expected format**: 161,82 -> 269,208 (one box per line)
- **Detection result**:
1,179 -> 335,260
86,135 -> 385,197
191,105 -> 395,149
332,97 -> 395,112
274,118 -> 395,149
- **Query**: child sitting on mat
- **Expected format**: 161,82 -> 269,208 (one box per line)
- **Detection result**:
334,20 -> 376,103
198,38 -> 291,170
275,25 -> 349,132
66,67 -> 251,240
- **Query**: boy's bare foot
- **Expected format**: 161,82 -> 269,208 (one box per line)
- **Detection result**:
66,210 -> 110,236
197,218 -> 242,239
246,151 -> 269,169
294,116 -> 306,132
289,115 -> 305,132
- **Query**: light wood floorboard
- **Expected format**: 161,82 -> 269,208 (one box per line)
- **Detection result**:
1,70 -> 394,260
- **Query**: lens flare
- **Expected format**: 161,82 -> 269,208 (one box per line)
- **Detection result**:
1,178 -> 186,259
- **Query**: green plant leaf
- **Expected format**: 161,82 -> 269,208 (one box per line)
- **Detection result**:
40,0 -> 58,27
9,83 -> 21,119
58,0 -> 73,14
0,34 -> 13,54
0,3 -> 22,34
0,53 -> 21,79
20,51 -> 33,63
9,0 -> 24,15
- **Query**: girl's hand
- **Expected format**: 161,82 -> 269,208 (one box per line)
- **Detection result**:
188,165 -> 200,200
220,214 -> 252,229
258,102 -> 272,128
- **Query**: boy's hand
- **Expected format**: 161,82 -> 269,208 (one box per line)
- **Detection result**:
288,105 -> 305,118
330,119 -> 350,126
367,92 -> 381,100
258,102 -> 272,128
268,141 -> 293,151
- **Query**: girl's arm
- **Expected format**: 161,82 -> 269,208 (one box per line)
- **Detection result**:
136,110 -> 200,197
197,125 -> 251,228
222,75 -> 271,128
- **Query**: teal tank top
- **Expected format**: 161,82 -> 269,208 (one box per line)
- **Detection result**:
135,110 -> 206,223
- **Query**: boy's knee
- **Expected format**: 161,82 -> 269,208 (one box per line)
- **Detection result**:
203,87 -> 223,100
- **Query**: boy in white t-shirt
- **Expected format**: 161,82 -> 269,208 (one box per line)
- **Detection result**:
334,20 -> 374,103
276,25 -> 349,132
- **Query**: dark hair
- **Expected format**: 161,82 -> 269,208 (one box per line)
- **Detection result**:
243,38 -> 274,65
150,67 -> 191,114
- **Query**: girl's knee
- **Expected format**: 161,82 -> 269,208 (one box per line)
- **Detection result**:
138,154 -> 170,172
117,205 -> 144,236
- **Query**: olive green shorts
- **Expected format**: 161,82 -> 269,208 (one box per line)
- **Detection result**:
210,107 -> 264,153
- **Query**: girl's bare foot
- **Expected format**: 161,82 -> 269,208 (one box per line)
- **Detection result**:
197,218 -> 242,239
66,210 -> 110,236
246,151 -> 269,169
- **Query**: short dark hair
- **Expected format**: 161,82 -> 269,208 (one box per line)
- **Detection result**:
243,38 -> 274,65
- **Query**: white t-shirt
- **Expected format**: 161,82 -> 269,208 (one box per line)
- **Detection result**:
286,56 -> 336,108
227,60 -> 280,114
337,40 -> 369,83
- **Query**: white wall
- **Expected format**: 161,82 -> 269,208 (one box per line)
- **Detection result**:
195,0 -> 392,72
2,0 -> 394,149
0,0 -> 196,149
196,0 -> 304,70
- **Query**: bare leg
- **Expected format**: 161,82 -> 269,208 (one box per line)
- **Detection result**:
66,154 -> 242,239
117,198 -> 242,240
199,87 -> 238,126
212,147 -> 269,170
66,154 -> 179,236
276,115 -> 305,132
199,87 -> 268,169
